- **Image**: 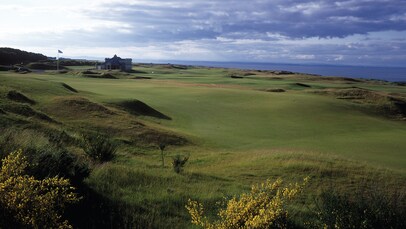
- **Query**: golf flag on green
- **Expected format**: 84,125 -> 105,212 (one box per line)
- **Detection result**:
58,50 -> 63,53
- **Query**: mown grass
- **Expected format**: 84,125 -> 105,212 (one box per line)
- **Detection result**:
0,66 -> 405,228
15,71 -> 404,168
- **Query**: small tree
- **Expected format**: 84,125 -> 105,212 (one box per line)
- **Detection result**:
186,177 -> 309,229
0,150 -> 80,228
172,155 -> 189,173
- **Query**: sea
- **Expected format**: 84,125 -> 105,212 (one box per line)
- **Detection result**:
151,60 -> 406,82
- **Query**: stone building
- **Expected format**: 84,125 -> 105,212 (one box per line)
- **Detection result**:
99,55 -> 132,71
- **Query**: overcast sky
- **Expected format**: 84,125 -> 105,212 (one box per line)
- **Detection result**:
1,0 -> 405,66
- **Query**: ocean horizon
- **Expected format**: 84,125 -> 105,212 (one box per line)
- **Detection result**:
148,60 -> 406,82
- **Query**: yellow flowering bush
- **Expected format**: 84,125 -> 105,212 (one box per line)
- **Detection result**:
186,177 -> 309,229
0,150 -> 80,228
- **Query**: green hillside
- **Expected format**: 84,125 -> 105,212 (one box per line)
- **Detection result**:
0,65 -> 405,228
0,47 -> 47,65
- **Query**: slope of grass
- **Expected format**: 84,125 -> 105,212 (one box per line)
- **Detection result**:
16,72 -> 403,169
1,66 -> 405,228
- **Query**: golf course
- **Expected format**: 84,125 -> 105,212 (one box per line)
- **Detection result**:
1,64 -> 405,228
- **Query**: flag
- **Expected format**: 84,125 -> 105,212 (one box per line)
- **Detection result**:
58,50 -> 63,54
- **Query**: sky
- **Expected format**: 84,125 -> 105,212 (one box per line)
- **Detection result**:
1,0 -> 406,66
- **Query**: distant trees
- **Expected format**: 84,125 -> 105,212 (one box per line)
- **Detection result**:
0,47 -> 47,65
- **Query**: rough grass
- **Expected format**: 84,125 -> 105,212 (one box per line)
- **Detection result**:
0,103 -> 56,123
45,96 -> 115,119
7,90 -> 36,104
314,87 -> 406,120
0,66 -> 405,228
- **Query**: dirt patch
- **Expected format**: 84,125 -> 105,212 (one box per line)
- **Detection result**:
61,83 -> 78,93
7,90 -> 36,104
114,100 -> 171,120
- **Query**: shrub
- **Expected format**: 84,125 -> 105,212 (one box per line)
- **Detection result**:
0,129 -> 90,184
82,133 -> 117,162
314,188 -> 406,229
29,147 -> 91,185
186,177 -> 309,229
0,150 -> 80,228
172,155 -> 189,173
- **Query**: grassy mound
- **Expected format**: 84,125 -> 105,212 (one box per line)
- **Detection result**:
7,90 -> 36,105
115,100 -> 171,120
61,83 -> 78,93
46,96 -> 115,118
0,103 -> 55,122
314,87 -> 406,119
328,87 -> 381,100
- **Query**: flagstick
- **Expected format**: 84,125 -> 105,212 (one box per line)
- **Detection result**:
57,51 -> 59,71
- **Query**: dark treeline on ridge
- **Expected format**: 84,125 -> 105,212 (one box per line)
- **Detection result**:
0,47 -> 47,65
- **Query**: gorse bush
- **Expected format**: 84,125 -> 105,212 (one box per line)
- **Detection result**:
186,177 -> 309,229
0,150 -> 80,228
172,154 -> 189,173
82,133 -> 117,162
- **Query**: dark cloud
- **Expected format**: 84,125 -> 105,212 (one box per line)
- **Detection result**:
85,0 -> 406,41
4,0 -> 405,66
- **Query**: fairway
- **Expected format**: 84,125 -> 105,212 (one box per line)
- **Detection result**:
5,69 -> 404,169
